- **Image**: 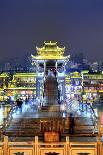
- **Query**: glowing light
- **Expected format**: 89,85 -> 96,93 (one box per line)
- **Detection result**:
60,104 -> 65,111
94,109 -> 98,117
86,112 -> 91,117
0,108 -> 3,126
101,114 -> 103,125
63,112 -> 66,117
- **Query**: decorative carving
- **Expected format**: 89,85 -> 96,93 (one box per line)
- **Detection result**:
14,152 -> 24,155
77,153 -> 90,155
45,152 -> 59,155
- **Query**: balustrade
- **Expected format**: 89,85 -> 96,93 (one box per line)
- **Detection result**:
0,136 -> 99,155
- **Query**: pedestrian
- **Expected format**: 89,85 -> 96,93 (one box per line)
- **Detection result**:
16,98 -> 23,113
16,99 -> 19,107
25,97 -> 28,105
19,98 -> 23,113
69,113 -> 75,134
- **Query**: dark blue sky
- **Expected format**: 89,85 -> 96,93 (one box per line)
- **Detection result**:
0,0 -> 103,62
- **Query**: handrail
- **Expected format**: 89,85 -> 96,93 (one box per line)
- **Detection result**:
85,103 -> 98,133
2,104 -> 19,131
77,101 -> 98,134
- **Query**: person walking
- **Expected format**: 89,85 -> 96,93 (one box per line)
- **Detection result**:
25,97 -> 28,105
69,113 -> 75,134
16,98 -> 23,113
19,98 -> 23,113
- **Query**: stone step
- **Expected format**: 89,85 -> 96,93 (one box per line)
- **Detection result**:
74,125 -> 94,130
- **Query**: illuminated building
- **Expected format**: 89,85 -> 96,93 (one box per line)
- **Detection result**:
31,41 -> 70,103
65,71 -> 82,99
7,72 -> 36,101
0,73 -> 9,101
82,71 -> 103,102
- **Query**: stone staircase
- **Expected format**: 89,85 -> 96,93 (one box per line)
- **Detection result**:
3,112 -> 96,138
74,116 -> 95,134
4,118 -> 41,137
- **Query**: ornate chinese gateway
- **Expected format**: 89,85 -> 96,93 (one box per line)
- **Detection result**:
31,41 -> 70,109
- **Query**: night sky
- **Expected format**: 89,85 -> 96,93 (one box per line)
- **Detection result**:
0,0 -> 103,62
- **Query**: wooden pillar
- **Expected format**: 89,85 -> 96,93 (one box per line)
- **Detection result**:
35,136 -> 39,155
97,137 -> 101,155
3,136 -> 8,155
66,136 -> 70,155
